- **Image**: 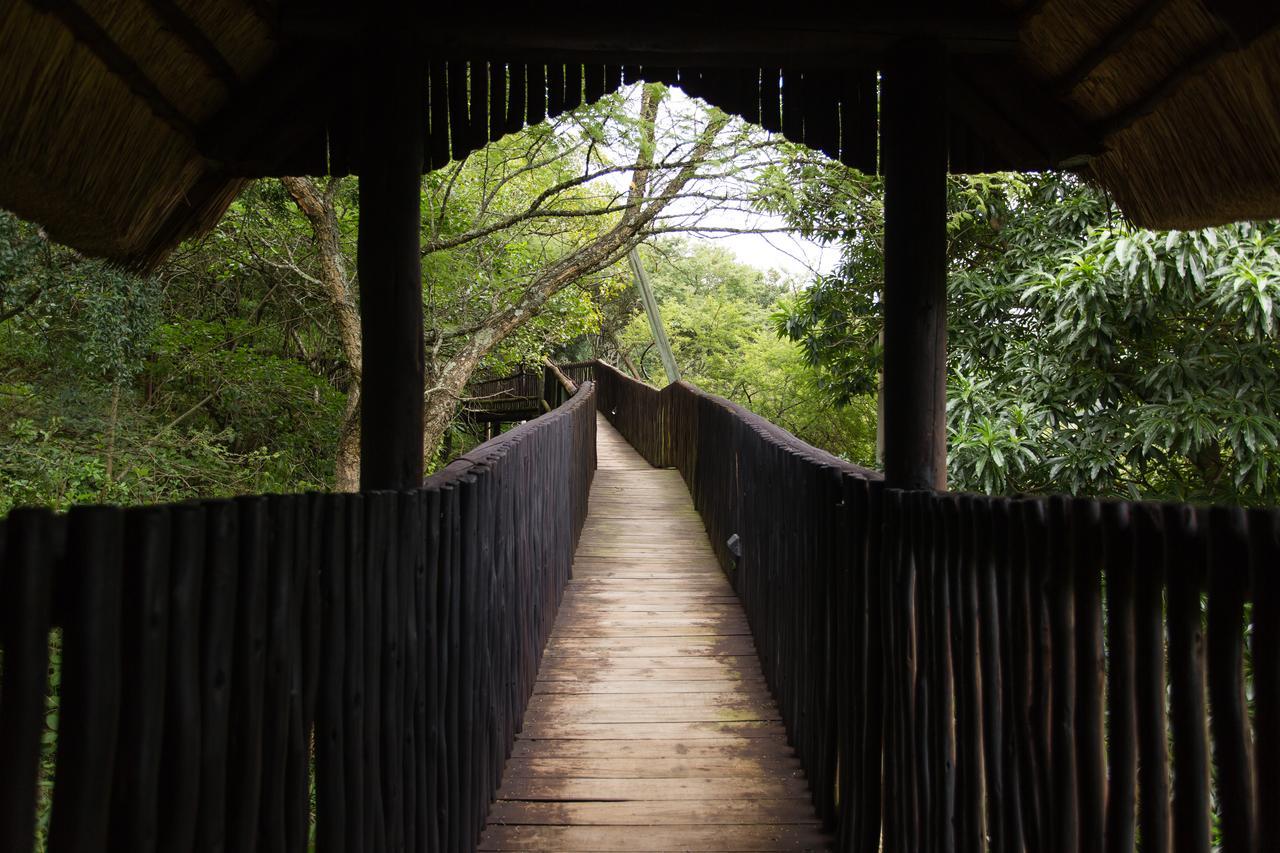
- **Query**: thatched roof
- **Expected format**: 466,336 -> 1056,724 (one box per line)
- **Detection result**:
0,1 -> 1277,269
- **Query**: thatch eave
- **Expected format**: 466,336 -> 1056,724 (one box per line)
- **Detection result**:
1,1 -> 1278,268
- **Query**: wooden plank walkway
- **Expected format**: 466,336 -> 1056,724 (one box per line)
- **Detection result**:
479,414 -> 831,851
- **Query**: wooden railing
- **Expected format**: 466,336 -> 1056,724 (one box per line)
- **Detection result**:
6,354 -> 1278,853
583,358 -> 1280,853
0,382 -> 597,853
462,371 -> 545,420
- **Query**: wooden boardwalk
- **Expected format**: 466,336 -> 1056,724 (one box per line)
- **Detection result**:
479,414 -> 831,851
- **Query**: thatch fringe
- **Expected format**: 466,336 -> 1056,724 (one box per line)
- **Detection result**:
0,1 -> 270,269
1025,0 -> 1280,228
0,0 -> 1278,268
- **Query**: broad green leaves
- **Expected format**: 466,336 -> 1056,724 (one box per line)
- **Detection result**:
761,160 -> 1280,504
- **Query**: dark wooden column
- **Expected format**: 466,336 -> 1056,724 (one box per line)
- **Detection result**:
357,27 -> 425,491
881,43 -> 949,490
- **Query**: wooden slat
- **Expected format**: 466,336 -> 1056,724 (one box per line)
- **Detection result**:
1165,504 -> 1211,851
483,414 -> 830,849
156,503 -> 206,852
488,798 -> 819,825
0,509 -> 57,851
509,738 -> 791,759
501,756 -> 801,779
428,60 -> 451,168
498,776 -> 809,801
195,500 -> 239,852
1254,508 -> 1280,853
478,823 -> 829,851
109,506 -> 172,852
48,506 -> 125,852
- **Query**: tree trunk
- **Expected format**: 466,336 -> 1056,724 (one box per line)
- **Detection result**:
422,351 -> 487,465
102,381 -> 120,499
418,86 -> 727,460
334,387 -> 361,491
282,84 -> 729,478
281,176 -> 363,491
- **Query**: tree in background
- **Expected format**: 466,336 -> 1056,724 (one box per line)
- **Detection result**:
607,238 -> 877,465
262,83 -> 778,484
762,159 -> 1280,504
0,82 -> 788,501
0,206 -> 343,513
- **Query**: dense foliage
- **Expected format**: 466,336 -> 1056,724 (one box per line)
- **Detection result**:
7,86 -> 1280,511
0,208 -> 343,514
762,162 -> 1280,503
599,239 -> 876,464
0,87 -> 811,509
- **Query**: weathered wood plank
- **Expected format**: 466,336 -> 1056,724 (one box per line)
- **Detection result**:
538,656 -> 761,670
551,626 -> 752,638
534,679 -> 769,695
477,823 -> 830,851
495,776 -> 811,801
499,756 -> 803,778
516,721 -> 787,740
487,798 -> 820,825
536,668 -> 763,682
543,637 -> 757,654
522,706 -> 780,725
509,738 -> 794,759
527,693 -> 776,712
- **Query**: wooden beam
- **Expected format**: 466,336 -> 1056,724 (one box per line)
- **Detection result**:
1053,0 -> 1174,97
961,58 -> 1100,168
358,27 -> 425,490
946,72 -> 1047,168
141,0 -> 241,90
197,48 -> 339,168
1018,0 -> 1051,23
237,0 -> 278,31
279,13 -> 1021,64
880,42 -> 948,491
27,0 -> 196,141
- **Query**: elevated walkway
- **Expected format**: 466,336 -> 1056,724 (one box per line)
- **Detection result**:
479,414 -> 830,851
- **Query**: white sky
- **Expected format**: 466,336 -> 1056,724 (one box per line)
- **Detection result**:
692,208 -> 842,281
590,83 -> 844,284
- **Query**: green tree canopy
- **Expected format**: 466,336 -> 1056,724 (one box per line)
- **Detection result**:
760,159 -> 1280,504
608,238 -> 877,465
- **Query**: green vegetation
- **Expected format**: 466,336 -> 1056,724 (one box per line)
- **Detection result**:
762,161 -> 1280,504
597,239 -> 876,464
0,85 -> 777,506
4,96 -> 1280,512
0,208 -> 340,515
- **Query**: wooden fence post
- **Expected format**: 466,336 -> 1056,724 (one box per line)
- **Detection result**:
881,41 -> 948,491
358,21 -> 426,491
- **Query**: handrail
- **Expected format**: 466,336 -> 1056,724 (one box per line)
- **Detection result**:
0,382 -> 597,852
580,357 -> 1280,853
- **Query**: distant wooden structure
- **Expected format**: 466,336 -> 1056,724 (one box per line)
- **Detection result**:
3,3 -> 1280,852
463,363 -> 581,435
464,372 -> 548,425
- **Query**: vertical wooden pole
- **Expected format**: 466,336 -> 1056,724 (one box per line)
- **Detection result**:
881,42 -> 948,490
359,23 -> 425,491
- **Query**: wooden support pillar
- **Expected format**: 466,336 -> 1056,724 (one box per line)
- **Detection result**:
881,42 -> 948,491
357,26 -> 425,491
